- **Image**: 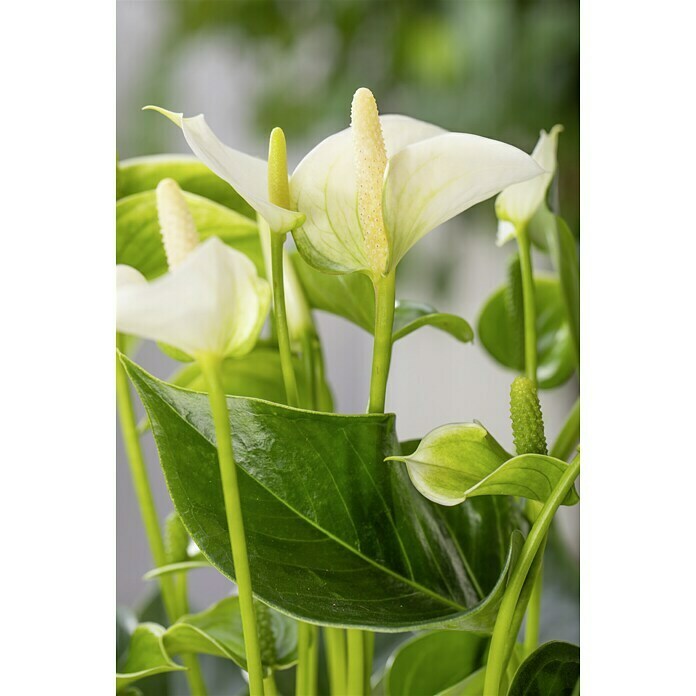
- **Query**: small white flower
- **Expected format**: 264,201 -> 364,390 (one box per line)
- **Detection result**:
495,125 -> 563,244
146,90 -> 544,282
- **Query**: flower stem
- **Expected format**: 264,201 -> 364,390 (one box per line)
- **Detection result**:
516,224 -> 537,385
270,232 -> 300,408
263,675 -> 278,696
324,627 -> 347,694
198,355 -> 265,696
368,270 -> 396,414
551,397 -> 580,461
116,350 -> 207,695
483,453 -> 580,696
523,570 -> 543,656
347,628 -> 365,696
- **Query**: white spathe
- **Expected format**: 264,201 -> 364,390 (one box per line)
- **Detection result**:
495,125 -> 563,241
116,237 -> 271,359
146,99 -> 544,279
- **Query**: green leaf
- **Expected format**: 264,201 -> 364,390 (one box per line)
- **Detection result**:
116,190 -> 262,280
478,275 -> 575,389
389,424 -> 579,507
164,597 -> 298,673
384,631 -> 486,696
292,253 -> 474,345
392,301 -> 474,344
117,155 -> 255,218
507,641 -> 580,696
123,356 -> 527,632
116,623 -> 185,693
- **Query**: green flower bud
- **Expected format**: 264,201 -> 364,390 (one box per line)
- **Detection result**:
255,601 -> 276,668
510,377 -> 547,456
164,511 -> 189,564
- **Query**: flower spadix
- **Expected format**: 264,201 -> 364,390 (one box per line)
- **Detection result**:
291,87 -> 545,281
495,125 -> 563,245
143,106 -> 306,235
116,179 -> 270,359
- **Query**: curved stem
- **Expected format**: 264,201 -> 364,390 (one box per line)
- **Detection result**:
551,397 -> 580,461
347,629 -> 365,696
116,350 -> 207,695
198,355 -> 265,696
483,454 -> 580,696
523,569 -> 543,656
516,224 -> 537,385
368,270 -> 396,413
271,233 -> 300,408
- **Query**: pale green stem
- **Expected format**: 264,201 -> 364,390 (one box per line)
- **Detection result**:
198,355 -> 265,696
523,571 -> 543,656
263,674 -> 278,696
363,630 -> 375,694
307,624 -> 320,696
516,224 -> 537,385
367,270 -> 397,414
324,627 -> 347,695
116,350 -> 207,695
271,232 -> 300,408
551,397 -> 580,461
483,454 -> 580,696
347,629 -> 365,696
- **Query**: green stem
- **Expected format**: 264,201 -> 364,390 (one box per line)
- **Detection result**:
523,568 -> 543,656
551,397 -> 580,461
516,224 -> 537,384
483,453 -> 580,696
198,355 -> 265,696
308,624 -> 320,696
296,622 -> 318,696
271,232 -> 300,408
363,630 -> 375,695
347,629 -> 365,696
116,350 -> 207,695
368,271 -> 396,414
324,627 -> 347,695
263,674 -> 278,696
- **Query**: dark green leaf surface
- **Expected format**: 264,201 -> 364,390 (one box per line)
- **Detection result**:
389,425 -> 579,507
384,630 -> 486,696
116,623 -> 185,692
117,155 -> 255,218
292,253 -> 474,345
478,275 -> 575,389
507,641 -> 580,696
164,597 -> 298,673
116,190 -> 262,280
123,357 -> 526,632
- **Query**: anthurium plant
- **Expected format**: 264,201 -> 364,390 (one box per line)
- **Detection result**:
116,87 -> 580,696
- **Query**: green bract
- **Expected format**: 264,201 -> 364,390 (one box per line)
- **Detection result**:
387,423 -> 579,507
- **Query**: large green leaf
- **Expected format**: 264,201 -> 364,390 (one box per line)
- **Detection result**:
388,425 -> 579,507
164,597 -> 298,673
292,253 -> 474,345
478,275 -> 575,389
117,155 -> 255,218
116,190 -> 262,280
123,357 -> 526,632
507,641 -> 580,696
116,623 -> 185,693
384,631 -> 486,696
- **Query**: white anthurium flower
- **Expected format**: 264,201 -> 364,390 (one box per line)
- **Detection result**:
117,179 -> 271,360
495,124 -> 563,246
146,91 -> 544,282
144,106 -> 306,235
290,88 -> 546,281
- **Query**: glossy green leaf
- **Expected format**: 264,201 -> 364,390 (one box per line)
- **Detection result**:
507,641 -> 580,696
384,631 -> 486,696
116,190 -> 262,280
389,424 -> 579,507
478,275 -> 575,389
116,623 -> 185,693
117,155 -> 255,218
164,597 -> 298,673
123,356 -> 526,632
392,301 -> 474,344
292,253 -> 474,344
